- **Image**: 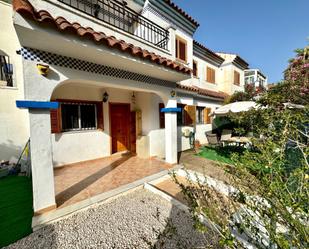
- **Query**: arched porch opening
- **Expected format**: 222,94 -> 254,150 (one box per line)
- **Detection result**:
48,79 -> 175,209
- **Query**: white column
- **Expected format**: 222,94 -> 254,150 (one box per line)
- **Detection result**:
29,109 -> 56,213
165,98 -> 178,164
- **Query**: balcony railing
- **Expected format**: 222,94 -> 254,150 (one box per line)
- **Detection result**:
0,54 -> 13,87
58,0 -> 170,50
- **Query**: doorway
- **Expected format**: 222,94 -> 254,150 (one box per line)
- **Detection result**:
110,103 -> 131,154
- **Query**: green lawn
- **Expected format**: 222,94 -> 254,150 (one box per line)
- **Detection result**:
0,176 -> 33,247
197,146 -> 245,165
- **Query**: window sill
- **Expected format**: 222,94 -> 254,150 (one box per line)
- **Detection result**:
0,86 -> 18,90
175,58 -> 188,65
56,129 -> 103,135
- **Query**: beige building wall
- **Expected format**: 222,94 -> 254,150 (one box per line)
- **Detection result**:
0,1 -> 30,160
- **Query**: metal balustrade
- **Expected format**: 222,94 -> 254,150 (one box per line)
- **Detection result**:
58,0 -> 170,50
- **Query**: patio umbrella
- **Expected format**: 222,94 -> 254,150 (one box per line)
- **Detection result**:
210,101 -> 258,116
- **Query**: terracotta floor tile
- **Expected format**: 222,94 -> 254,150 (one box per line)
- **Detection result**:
54,154 -> 173,208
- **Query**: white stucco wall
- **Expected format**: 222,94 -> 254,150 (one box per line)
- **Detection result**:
190,55 -> 221,91
0,2 -> 30,160
217,64 -> 245,94
52,84 -> 129,166
28,0 -> 171,59
51,84 -> 169,166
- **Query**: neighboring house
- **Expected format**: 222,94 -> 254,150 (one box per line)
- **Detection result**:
216,52 -> 249,95
244,69 -> 268,90
1,0 -> 250,214
0,0 -> 29,161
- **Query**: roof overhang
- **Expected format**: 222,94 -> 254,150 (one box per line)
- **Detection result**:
193,41 -> 224,67
176,83 -> 227,102
12,0 -> 192,83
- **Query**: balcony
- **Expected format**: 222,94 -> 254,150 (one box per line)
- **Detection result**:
58,0 -> 170,51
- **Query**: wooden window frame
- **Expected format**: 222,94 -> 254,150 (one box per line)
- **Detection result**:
204,107 -> 212,124
234,70 -> 240,85
193,60 -> 198,78
196,106 -> 205,124
175,36 -> 187,63
206,66 -> 216,84
50,99 -> 104,133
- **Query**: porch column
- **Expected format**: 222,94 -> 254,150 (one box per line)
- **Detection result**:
164,99 -> 178,164
29,109 -> 56,214
16,101 -> 58,214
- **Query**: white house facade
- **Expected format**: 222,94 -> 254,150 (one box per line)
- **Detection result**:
0,0 -> 29,162
1,0 -> 250,215
244,68 -> 268,89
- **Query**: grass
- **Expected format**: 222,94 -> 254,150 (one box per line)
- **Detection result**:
197,146 -> 245,165
0,176 -> 33,247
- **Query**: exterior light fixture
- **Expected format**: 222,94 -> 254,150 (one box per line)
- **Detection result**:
170,90 -> 176,98
36,63 -> 49,76
102,91 -> 109,103
131,91 -> 136,105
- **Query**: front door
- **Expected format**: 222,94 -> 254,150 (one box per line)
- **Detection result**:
110,103 -> 130,153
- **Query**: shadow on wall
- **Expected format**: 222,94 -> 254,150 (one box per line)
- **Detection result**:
0,141 -> 23,161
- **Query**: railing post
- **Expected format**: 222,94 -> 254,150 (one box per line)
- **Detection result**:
57,0 -> 170,50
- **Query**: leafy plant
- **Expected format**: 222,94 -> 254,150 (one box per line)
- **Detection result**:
173,45 -> 309,248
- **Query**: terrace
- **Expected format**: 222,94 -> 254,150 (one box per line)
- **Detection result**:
58,0 -> 170,50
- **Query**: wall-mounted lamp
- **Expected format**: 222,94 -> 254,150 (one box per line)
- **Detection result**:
102,91 -> 109,103
131,91 -> 136,105
37,63 -> 49,76
170,90 -> 176,98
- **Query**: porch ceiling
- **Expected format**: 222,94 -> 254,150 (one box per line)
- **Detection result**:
13,0 -> 192,83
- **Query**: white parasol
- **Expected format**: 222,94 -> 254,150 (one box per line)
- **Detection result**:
210,101 -> 258,116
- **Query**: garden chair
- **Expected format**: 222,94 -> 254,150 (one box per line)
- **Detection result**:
205,132 -> 221,147
220,129 -> 233,146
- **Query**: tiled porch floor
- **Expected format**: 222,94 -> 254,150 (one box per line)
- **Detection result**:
54,153 -> 172,208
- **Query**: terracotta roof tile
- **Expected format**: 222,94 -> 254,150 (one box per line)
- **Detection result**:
13,0 -> 192,75
176,83 -> 228,100
193,40 -> 225,63
163,0 -> 199,27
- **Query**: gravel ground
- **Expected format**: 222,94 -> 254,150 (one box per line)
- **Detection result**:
6,189 -> 221,249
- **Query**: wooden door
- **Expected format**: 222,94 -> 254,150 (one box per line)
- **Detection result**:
110,103 -> 130,153
130,111 -> 136,154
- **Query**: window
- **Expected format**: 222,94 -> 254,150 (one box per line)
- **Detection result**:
175,36 -> 187,62
50,100 -> 104,133
193,60 -> 198,77
206,67 -> 216,83
196,107 -> 205,124
177,104 -> 186,126
0,53 -> 13,87
196,107 -> 212,124
61,103 -> 97,131
234,70 -> 240,85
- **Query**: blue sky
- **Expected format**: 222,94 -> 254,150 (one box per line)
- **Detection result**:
173,0 -> 309,83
